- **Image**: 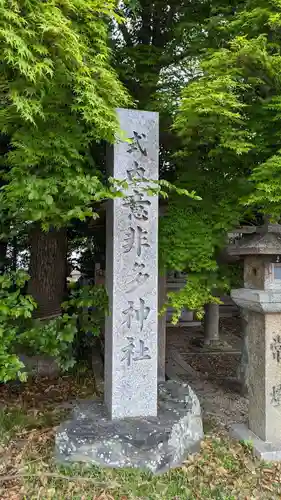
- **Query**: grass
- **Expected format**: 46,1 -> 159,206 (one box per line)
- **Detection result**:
0,375 -> 280,499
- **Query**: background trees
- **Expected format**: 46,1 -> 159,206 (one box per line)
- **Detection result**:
110,0 -> 253,315
0,0 -> 128,379
1,0 -> 280,379
157,0 -> 281,315
1,0 -> 129,313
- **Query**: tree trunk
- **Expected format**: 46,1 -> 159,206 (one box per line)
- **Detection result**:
204,303 -> 220,346
11,236 -> 17,271
0,240 -> 7,273
28,226 -> 67,319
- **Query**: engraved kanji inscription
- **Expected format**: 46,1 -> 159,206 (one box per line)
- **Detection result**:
126,262 -> 150,293
123,226 -> 150,257
134,339 -> 151,361
121,337 -> 135,366
127,131 -> 147,156
122,301 -> 135,329
122,190 -> 151,221
135,298 -> 150,331
270,385 -> 281,406
271,334 -> 281,363
121,337 -> 151,367
122,298 -> 150,331
127,161 -> 146,181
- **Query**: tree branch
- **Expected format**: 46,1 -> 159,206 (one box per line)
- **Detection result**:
119,22 -> 134,47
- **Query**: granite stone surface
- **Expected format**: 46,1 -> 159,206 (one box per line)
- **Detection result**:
228,230 -> 281,256
243,256 -> 266,290
243,255 -> 281,292
55,380 -> 203,474
231,293 -> 281,443
231,288 -> 281,313
236,310 -> 249,395
105,108 -> 159,419
246,310 -> 266,441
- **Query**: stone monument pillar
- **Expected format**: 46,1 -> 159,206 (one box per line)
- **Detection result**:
229,224 -> 281,460
105,108 -> 158,418
55,109 -> 203,473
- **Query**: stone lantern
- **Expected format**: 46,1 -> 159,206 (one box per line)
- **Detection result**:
228,224 -> 281,460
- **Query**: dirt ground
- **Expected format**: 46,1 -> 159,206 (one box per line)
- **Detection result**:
2,317 -> 281,499
166,317 -> 248,428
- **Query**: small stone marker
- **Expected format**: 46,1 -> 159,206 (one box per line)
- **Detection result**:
105,108 -> 159,419
229,224 -> 281,460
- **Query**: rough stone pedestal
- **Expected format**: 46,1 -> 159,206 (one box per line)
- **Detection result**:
56,380 -> 203,474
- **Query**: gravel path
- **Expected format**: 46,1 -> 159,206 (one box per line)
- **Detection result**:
166,318 -> 248,429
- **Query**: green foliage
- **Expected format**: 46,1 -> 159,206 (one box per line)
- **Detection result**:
62,283 -> 108,362
159,187 -> 244,312
160,0 -> 281,313
165,278 -> 222,324
63,283 -> 108,337
175,0 -> 281,219
0,269 -> 77,379
113,0 -> 253,315
110,177 -> 200,201
0,0 -> 130,229
163,256 -> 243,323
0,269 -> 110,381
0,270 -> 36,382
13,282 -> 109,374
19,315 -> 77,370
221,261 -> 244,290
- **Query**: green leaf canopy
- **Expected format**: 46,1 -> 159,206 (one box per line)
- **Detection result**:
0,0 -> 130,228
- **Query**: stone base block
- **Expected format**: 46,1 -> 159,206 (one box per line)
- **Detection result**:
19,354 -> 60,378
231,424 -> 281,461
55,380 -> 203,474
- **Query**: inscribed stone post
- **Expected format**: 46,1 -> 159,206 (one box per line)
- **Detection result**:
105,109 -> 159,419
